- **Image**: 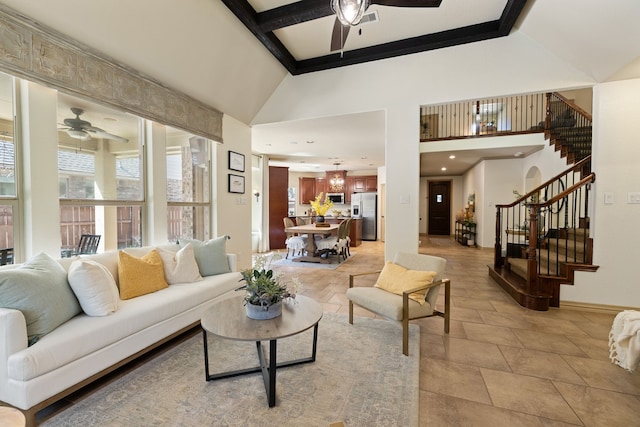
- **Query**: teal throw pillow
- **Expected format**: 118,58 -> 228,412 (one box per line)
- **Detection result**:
179,237 -> 230,276
0,252 -> 81,345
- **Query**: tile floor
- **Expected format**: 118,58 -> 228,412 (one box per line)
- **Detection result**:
270,235 -> 640,427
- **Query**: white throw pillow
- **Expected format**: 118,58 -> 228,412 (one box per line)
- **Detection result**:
68,259 -> 119,316
157,243 -> 203,285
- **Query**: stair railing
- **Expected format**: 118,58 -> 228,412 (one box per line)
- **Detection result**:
494,157 -> 595,297
545,93 -> 593,165
527,173 -> 595,279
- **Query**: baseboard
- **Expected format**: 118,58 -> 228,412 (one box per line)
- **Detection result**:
559,300 -> 638,315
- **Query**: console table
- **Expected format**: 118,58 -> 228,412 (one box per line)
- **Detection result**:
455,221 -> 477,247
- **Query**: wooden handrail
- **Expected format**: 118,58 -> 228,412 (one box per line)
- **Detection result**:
528,173 -> 596,209
551,92 -> 592,121
496,156 -> 592,209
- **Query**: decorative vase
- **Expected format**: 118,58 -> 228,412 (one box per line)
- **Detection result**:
316,215 -> 325,223
245,300 -> 282,320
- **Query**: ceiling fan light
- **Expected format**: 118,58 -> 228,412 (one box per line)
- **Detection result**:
67,128 -> 91,141
332,0 -> 368,26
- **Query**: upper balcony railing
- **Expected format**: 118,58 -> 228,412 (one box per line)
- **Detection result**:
420,93 -> 547,141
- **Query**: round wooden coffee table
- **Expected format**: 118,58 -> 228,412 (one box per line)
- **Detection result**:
201,294 -> 323,407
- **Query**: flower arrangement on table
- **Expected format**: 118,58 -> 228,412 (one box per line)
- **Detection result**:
237,254 -> 302,319
310,192 -> 334,220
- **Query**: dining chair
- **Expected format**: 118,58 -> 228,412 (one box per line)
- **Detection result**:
283,217 -> 305,258
76,234 -> 101,255
0,247 -> 13,265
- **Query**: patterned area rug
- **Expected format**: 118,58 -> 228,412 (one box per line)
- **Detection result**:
270,252 -> 356,270
42,312 -> 419,426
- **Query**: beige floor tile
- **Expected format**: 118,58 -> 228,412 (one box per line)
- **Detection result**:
481,369 -> 582,424
512,329 -> 588,357
554,381 -> 640,427
565,335 -> 611,361
561,355 -> 640,395
571,320 -> 613,340
499,346 -> 587,385
449,306 -> 484,323
442,336 -> 511,371
479,310 -> 534,330
453,296 -> 497,311
420,391 -> 546,427
461,322 -> 524,347
420,359 -> 492,404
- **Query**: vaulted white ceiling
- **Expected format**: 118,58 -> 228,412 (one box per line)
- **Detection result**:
1,0 -> 639,175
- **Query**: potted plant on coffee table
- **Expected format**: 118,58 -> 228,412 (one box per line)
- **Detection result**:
238,255 -> 301,320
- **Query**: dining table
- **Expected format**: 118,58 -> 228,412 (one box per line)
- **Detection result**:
284,223 -> 340,263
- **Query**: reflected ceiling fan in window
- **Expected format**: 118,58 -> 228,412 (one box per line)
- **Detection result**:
60,108 -> 129,143
330,0 -> 442,52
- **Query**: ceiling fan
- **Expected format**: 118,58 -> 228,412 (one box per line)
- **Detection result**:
60,107 -> 129,143
330,0 -> 442,52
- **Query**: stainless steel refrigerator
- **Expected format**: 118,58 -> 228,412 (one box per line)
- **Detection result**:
351,192 -> 377,240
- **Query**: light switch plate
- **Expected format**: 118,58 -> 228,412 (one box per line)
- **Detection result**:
604,192 -> 614,204
627,192 -> 640,204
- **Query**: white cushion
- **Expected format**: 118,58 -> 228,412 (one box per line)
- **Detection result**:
156,243 -> 203,285
68,259 -> 119,316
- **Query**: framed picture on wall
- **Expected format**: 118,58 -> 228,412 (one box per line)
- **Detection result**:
228,151 -> 245,172
228,174 -> 245,194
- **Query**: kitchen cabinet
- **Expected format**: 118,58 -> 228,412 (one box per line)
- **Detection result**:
299,177 -> 316,204
365,176 -> 378,192
301,175 -> 376,204
316,177 -> 326,198
344,177 -> 355,203
350,175 -> 378,196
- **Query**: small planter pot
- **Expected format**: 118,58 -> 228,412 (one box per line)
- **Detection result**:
245,301 -> 282,320
316,215 -> 325,223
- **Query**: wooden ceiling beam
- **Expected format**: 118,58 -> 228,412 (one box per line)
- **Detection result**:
258,0 -> 334,33
220,0 -> 529,75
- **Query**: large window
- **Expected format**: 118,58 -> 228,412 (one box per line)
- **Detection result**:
0,71 -> 16,263
166,126 -> 211,242
57,93 -> 143,252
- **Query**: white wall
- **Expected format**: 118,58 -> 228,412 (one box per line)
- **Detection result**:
564,78 -> 640,307
217,115 -> 253,270
254,31 -> 594,261
476,158 -> 525,248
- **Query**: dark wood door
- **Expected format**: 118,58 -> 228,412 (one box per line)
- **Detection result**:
269,166 -> 289,249
428,181 -> 451,235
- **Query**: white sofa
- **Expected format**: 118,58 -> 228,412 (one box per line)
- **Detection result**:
0,245 -> 242,426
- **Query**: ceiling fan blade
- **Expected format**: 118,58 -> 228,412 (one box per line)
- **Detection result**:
330,17 -> 350,52
84,126 -> 128,143
371,0 -> 441,6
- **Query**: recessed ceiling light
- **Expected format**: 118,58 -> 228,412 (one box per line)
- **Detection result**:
306,140 -> 314,144
290,141 -> 298,145
441,167 -> 447,171
449,155 -> 456,159
514,151 -> 523,157
361,156 -> 368,160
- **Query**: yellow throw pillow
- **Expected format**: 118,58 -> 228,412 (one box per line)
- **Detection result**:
374,260 -> 437,305
118,250 -> 168,300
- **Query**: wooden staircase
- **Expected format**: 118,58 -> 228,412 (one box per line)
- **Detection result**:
489,94 -> 599,311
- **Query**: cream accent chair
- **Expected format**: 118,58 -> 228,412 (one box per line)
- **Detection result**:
346,252 -> 450,355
